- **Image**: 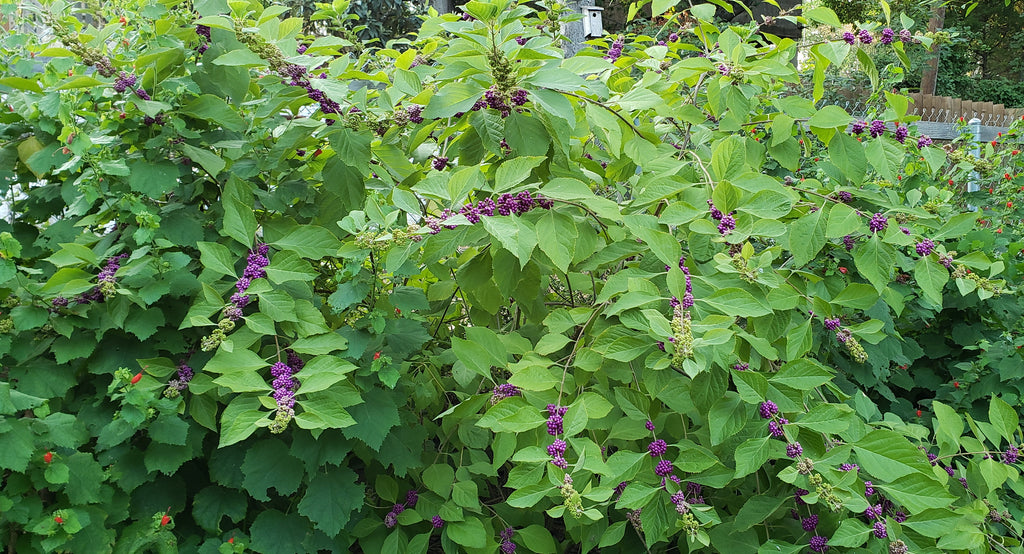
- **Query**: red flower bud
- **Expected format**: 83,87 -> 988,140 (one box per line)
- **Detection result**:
373,351 -> 381,360
992,140 -> 998,147
916,409 -> 922,417
1008,202 -> 1013,208
948,179 -> 954,185
838,267 -> 847,274
62,147 -> 70,155
1006,173 -> 1012,180
44,451 -> 53,464
119,16 -> 126,24
131,372 -> 142,384
54,516 -> 63,524
229,537 -> 235,544
989,188 -> 994,194
1014,150 -> 1020,155
954,381 -> 960,388
997,228 -> 1003,234
161,515 -> 170,526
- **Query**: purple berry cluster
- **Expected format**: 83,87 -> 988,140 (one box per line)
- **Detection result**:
654,459 -> 674,477
858,29 -> 873,44
645,420 -> 655,432
515,36 -> 527,45
809,535 -> 829,553
196,24 -> 211,53
546,404 -> 567,435
491,383 -> 521,403
143,113 -> 166,126
917,135 -> 933,148
759,400 -> 779,419
225,243 -> 269,320
296,43 -> 308,54
733,362 -> 749,370
1003,445 -> 1020,464
406,105 -> 423,124
850,120 -> 866,135
431,156 -> 448,171
113,71 -> 136,93
868,212 -> 888,234
893,124 -> 908,144
707,199 -> 735,235
166,361 -> 195,393
76,253 -> 129,304
431,515 -> 444,528
499,527 -> 516,553
604,36 -> 625,61
843,235 -> 856,251
873,520 -> 888,538
802,513 -> 819,531
915,238 -> 935,257
880,28 -> 895,45
839,463 -> 859,472
648,439 -> 667,457
869,119 -> 887,138
548,438 -> 568,468
424,191 -> 553,234
786,442 -> 803,458
842,32 -> 856,45
279,64 -> 340,122
384,490 -> 420,529
899,29 -> 913,43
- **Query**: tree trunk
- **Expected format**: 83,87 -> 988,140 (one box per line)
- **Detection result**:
920,6 -> 945,95
432,0 -> 454,15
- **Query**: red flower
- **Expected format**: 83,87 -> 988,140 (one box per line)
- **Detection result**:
395,308 -> 401,315
1006,173 -> 1012,180
954,381 -> 960,389
838,267 -> 848,274
130,372 -> 142,384
997,228 -> 1003,234
161,515 -> 170,526
948,179 -> 954,186
119,16 -> 126,24
1009,202 -> 1014,208
54,516 -> 63,524
992,140 -> 998,147
916,409 -> 922,417
373,351 -> 381,360
44,451 -> 53,464
228,537 -> 235,544
1014,150 -> 1020,155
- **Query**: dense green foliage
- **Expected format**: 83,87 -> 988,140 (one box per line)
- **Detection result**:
4,0 -> 1024,552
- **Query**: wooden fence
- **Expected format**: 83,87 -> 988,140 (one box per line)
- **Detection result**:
907,93 -> 1024,128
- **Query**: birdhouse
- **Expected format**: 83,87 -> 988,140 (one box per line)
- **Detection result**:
582,6 -> 604,38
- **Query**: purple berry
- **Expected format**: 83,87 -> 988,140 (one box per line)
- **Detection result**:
802,514 -> 819,532
868,212 -> 888,233
655,459 -> 673,476
431,515 -> 444,528
809,535 -> 829,553
648,439 -> 667,457
759,400 -> 779,419
786,442 -> 803,458
645,420 -> 655,432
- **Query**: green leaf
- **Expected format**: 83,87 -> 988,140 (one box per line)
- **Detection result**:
789,207 -> 827,266
197,241 -> 236,277
213,370 -> 272,393
734,495 -> 787,531
734,437 -> 773,479
932,401 -> 963,452
272,225 -> 343,259
828,519 -> 869,548
180,94 -> 246,132
297,465 -> 364,537
989,396 -> 1019,445
423,464 -> 456,497
771,359 -> 834,390
518,525 -> 557,553
192,485 -> 247,532
249,510 -> 308,554
265,250 -> 318,283
222,178 -> 257,247
708,393 -> 747,445
495,156 -> 545,192
257,289 -> 296,322
701,288 -> 772,317
289,332 -> 347,355
827,132 -> 866,184
853,429 -> 934,481
802,6 -> 842,27
711,136 -> 746,181
203,347 -> 268,374
295,356 -> 357,395
831,283 -> 879,310
652,0 -> 679,17
536,210 -> 578,273
853,234 -> 895,293
903,508 -> 962,538
212,48 -> 267,66
0,419 -> 33,472
481,216 -> 537,268
794,403 -> 853,433
785,318 -> 813,360
180,143 -> 226,177
878,472 -> 957,513
342,387 -> 399,450
218,396 -> 264,448
808,105 -> 852,129
128,160 -> 179,196
447,517 -> 487,548
65,452 -> 105,504
453,326 -> 507,380
826,202 -> 862,238
242,439 -> 304,501
914,257 -> 948,306
423,82 -> 486,120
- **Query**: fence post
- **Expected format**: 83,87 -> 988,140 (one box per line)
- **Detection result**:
968,118 -> 981,195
